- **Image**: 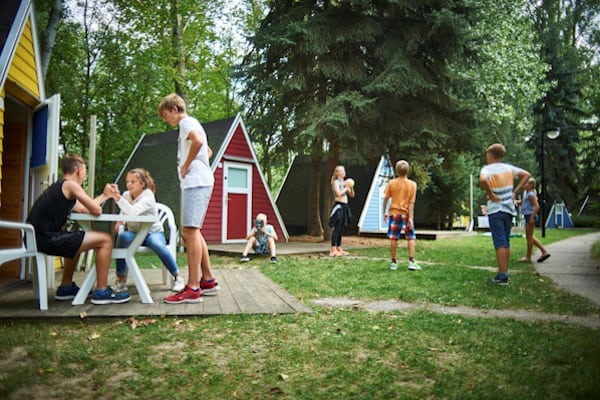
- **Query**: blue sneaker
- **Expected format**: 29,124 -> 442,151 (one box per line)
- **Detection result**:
91,287 -> 131,304
55,282 -> 80,301
487,275 -> 509,286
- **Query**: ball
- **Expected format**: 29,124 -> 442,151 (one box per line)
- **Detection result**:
345,178 -> 355,188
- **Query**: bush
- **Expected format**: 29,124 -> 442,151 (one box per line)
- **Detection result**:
571,214 -> 600,228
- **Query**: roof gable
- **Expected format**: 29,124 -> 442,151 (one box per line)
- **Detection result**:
0,0 -> 22,64
276,155 -> 378,235
0,0 -> 44,101
204,116 -> 236,158
115,113 -> 288,242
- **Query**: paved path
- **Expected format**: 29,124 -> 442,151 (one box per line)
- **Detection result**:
534,230 -> 600,307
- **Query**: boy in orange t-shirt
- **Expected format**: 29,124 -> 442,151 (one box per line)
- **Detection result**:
382,160 -> 421,271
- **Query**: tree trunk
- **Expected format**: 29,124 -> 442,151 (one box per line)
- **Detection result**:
171,0 -> 187,100
40,0 -> 63,80
307,138 -> 323,237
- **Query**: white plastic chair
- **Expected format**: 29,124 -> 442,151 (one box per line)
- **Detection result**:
136,203 -> 178,285
0,220 -> 49,310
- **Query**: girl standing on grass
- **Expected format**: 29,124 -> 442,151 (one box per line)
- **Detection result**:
519,177 -> 551,263
328,165 -> 355,257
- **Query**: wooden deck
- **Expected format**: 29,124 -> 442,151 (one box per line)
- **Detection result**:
0,232 -> 474,319
0,269 -> 312,319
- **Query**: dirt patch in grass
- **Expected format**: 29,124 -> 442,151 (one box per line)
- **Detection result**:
311,297 -> 600,329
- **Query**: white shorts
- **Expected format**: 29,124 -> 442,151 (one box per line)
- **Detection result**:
182,186 -> 212,228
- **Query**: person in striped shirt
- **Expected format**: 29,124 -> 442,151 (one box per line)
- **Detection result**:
479,143 -> 531,286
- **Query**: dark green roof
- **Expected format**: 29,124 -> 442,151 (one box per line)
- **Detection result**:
276,155 -> 377,235
1,0 -> 26,86
116,116 -> 236,226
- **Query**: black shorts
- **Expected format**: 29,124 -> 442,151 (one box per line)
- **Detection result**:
36,231 -> 85,259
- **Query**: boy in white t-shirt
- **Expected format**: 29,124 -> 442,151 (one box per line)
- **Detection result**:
158,93 -> 219,303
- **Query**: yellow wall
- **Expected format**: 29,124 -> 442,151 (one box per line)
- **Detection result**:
1,16 -> 42,200
6,19 -> 41,106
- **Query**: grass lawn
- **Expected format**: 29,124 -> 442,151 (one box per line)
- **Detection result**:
0,228 -> 599,399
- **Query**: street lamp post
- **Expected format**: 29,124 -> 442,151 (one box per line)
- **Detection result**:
540,127 -> 560,238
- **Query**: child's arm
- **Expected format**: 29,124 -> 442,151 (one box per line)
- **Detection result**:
513,170 -> 531,200
332,181 -> 349,197
180,130 -> 203,178
66,181 -> 104,215
267,225 -> 278,241
528,192 -> 541,224
382,196 -> 390,222
346,181 -> 355,198
479,173 -> 500,202
246,227 -> 257,240
114,191 -> 154,216
407,202 -> 415,229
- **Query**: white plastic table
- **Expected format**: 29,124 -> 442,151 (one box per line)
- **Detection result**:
68,213 -> 157,305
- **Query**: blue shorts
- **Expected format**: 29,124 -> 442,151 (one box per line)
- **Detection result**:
489,212 -> 513,249
524,214 -> 539,224
255,240 -> 268,254
182,186 -> 212,228
387,215 -> 416,240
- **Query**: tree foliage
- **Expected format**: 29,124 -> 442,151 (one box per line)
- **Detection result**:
33,0 -> 599,227
37,0 -> 241,189
529,0 -> 600,212
240,0 -> 487,234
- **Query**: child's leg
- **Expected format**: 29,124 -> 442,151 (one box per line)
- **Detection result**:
268,237 -> 277,257
242,237 -> 256,256
115,231 -> 136,280
330,220 -> 344,255
79,231 -> 114,289
405,220 -> 417,261
532,235 -> 549,255
60,256 -> 79,286
496,247 -> 510,275
489,212 -> 512,275
182,226 -> 202,289
387,215 -> 400,262
407,239 -> 416,260
525,221 -> 534,260
145,232 -> 179,277
199,233 -> 214,280
390,239 -> 398,260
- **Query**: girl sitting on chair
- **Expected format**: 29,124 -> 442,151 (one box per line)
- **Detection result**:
109,168 -> 185,292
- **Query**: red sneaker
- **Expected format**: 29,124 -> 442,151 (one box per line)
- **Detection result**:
200,278 -> 220,296
164,285 -> 203,304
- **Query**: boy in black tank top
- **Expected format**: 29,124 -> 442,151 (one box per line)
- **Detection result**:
27,153 -> 131,304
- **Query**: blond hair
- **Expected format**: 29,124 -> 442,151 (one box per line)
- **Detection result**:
331,165 -> 345,184
127,168 -> 156,193
157,93 -> 186,116
395,160 -> 410,177
256,213 -> 267,223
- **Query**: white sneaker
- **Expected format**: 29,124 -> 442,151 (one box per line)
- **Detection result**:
408,261 -> 422,271
172,276 -> 185,292
113,279 -> 128,293
390,262 -> 398,270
